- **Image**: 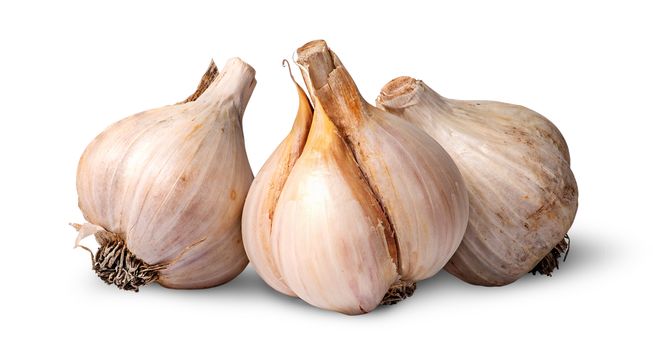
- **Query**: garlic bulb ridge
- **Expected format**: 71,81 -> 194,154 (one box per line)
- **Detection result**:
73,58 -> 256,290
377,76 -> 578,286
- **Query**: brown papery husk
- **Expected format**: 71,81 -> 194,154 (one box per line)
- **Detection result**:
295,40 -> 470,306
178,60 -> 220,104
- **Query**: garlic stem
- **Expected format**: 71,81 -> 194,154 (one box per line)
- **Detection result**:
197,57 -> 257,117
378,76 -> 452,114
296,40 -> 367,134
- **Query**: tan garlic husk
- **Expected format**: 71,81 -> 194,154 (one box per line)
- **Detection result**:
377,77 -> 578,286
242,41 -> 469,315
72,58 -> 256,291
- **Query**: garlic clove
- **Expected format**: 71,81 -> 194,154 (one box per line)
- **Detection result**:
296,41 -> 469,282
377,77 -> 578,286
75,58 -> 256,290
242,63 -> 313,296
270,102 -> 399,315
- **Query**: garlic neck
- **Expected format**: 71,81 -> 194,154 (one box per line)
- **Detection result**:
296,40 -> 369,134
179,60 -> 219,104
197,58 -> 257,118
377,76 -> 452,116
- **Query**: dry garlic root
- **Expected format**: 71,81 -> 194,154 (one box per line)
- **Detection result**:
242,41 -> 469,315
377,77 -> 578,286
72,58 -> 256,291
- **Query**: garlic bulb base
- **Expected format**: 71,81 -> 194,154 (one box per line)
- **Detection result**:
73,224 -> 210,291
381,280 -> 416,305
530,234 -> 570,276
91,239 -> 165,292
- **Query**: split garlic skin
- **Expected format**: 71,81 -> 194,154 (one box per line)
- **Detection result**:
351,108 -> 469,281
74,58 -> 255,289
242,40 -> 469,314
377,77 -> 578,286
297,42 -> 469,283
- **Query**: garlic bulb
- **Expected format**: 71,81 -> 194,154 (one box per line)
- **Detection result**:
242,40 -> 469,314
377,77 -> 578,286
72,58 -> 256,290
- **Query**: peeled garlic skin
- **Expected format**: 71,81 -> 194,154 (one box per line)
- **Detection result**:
270,104 -> 398,315
76,58 -> 255,289
377,77 -> 578,286
241,82 -> 312,296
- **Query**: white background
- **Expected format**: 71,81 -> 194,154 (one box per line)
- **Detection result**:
1,0 -> 651,348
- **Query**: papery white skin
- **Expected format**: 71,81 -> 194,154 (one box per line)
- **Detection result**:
76,58 -> 255,288
377,77 -> 578,286
242,79 -> 312,296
